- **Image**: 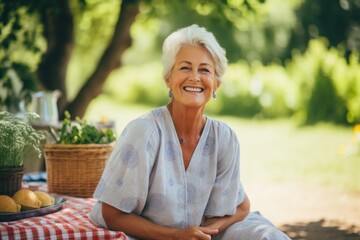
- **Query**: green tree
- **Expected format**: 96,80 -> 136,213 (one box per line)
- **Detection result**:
0,0 -> 265,118
286,0 -> 360,59
305,66 -> 348,125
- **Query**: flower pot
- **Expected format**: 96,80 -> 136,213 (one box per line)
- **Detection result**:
44,144 -> 114,198
0,166 -> 24,196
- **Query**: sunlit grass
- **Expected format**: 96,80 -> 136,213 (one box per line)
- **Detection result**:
223,116 -> 360,192
85,95 -> 360,192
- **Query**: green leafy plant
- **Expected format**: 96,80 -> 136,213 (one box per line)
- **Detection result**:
0,111 -> 46,168
55,111 -> 116,144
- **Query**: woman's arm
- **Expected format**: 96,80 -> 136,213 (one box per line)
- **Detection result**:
102,202 -> 219,240
202,195 -> 250,233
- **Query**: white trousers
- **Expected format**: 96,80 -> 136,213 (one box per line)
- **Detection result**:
212,211 -> 291,240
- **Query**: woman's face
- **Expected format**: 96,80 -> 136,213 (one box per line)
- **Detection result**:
166,45 -> 219,108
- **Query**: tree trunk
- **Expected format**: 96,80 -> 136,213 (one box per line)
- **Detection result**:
64,0 -> 140,118
37,0 -> 74,114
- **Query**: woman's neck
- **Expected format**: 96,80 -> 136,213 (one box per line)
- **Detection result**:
167,102 -> 206,144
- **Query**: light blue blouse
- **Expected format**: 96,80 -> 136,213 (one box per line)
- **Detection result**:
90,106 -> 245,229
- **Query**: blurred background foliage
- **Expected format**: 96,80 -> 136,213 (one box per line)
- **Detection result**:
1,0 -> 360,125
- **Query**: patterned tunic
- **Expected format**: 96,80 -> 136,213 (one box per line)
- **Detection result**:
89,106 -> 291,240
90,106 -> 244,227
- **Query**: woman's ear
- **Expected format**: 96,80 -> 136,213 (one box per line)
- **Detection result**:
165,77 -> 171,88
215,80 -> 221,90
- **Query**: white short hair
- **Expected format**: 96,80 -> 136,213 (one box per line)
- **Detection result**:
161,24 -> 228,83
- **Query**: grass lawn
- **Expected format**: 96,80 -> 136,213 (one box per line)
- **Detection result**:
85,95 -> 360,192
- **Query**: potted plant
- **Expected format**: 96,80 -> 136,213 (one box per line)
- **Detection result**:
0,111 -> 46,196
44,111 -> 116,198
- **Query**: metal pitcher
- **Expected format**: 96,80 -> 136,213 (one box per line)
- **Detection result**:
31,90 -> 61,125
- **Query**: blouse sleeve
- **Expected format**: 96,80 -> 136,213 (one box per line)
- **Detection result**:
203,123 -> 246,218
93,117 -> 159,214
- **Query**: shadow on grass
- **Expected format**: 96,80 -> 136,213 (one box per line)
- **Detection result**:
280,219 -> 360,240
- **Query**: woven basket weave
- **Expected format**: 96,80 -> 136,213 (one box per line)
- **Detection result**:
44,144 -> 114,198
0,166 -> 24,196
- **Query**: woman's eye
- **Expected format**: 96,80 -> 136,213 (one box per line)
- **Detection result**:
180,66 -> 190,70
200,68 -> 210,73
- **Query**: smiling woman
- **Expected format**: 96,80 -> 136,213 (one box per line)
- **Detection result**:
89,24 -> 291,240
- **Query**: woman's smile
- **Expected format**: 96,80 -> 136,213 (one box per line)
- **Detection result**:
183,86 -> 204,93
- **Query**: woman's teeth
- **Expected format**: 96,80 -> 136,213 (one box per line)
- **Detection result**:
184,87 -> 203,92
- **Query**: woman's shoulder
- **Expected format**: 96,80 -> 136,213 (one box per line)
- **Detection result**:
207,117 -> 239,149
134,106 -> 167,122
207,117 -> 236,135
124,106 -> 167,132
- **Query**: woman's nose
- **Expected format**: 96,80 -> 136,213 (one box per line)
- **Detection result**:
190,70 -> 200,82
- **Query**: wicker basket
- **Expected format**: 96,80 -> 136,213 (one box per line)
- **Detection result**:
44,144 -> 114,198
0,166 -> 24,196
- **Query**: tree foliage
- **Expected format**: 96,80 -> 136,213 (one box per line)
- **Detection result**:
286,0 -> 360,59
0,0 -> 266,118
1,0 -> 359,124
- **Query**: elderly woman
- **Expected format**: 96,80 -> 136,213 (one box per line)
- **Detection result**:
90,25 -> 291,240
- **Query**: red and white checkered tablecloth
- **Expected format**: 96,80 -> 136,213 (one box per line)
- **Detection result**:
0,195 -> 127,240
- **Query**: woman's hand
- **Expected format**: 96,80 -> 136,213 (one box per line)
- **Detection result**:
172,226 -> 219,240
202,195 -> 250,233
102,202 -> 218,240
